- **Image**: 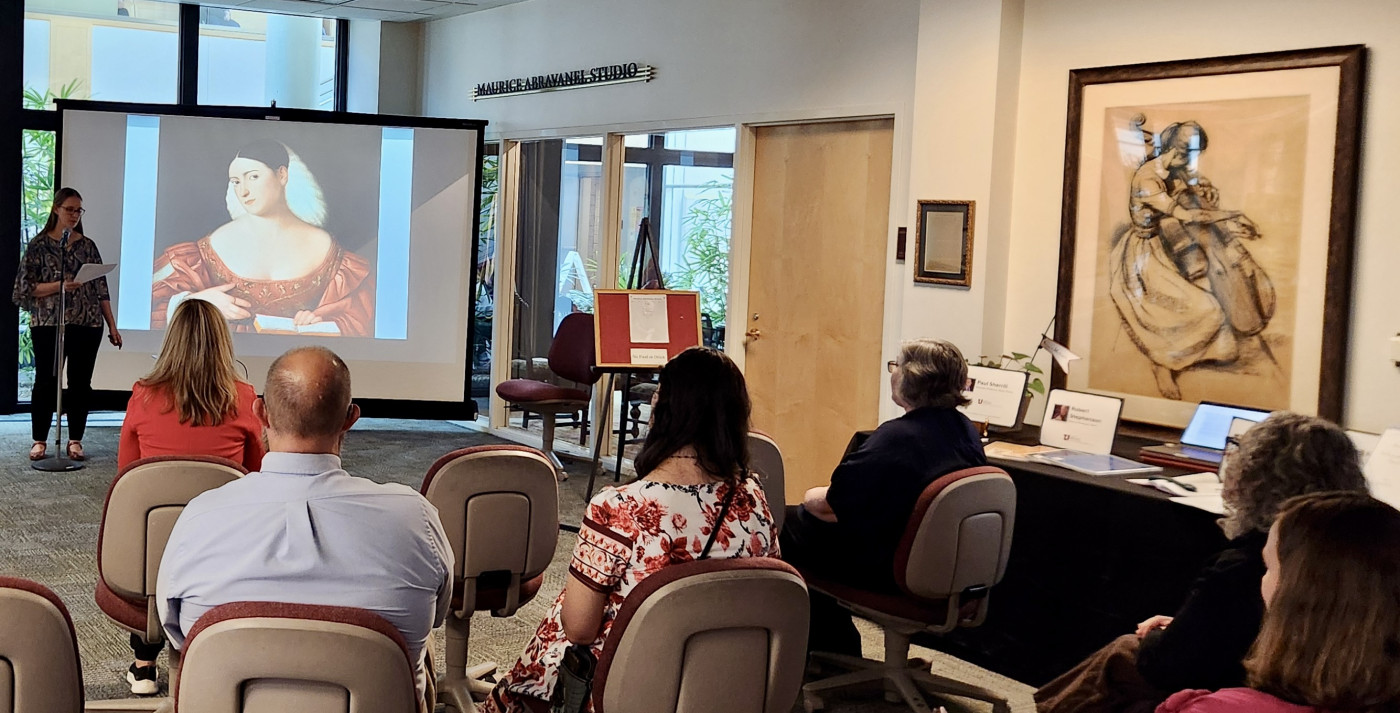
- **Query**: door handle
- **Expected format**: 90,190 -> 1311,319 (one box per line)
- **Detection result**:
745,328 -> 762,341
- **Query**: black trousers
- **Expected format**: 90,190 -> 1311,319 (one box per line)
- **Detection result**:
30,325 -> 103,443
130,633 -> 164,662
781,505 -> 863,657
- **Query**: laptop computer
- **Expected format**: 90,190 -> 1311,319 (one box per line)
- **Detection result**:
1139,402 -> 1272,469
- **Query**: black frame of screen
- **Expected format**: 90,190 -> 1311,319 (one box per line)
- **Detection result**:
48,98 -> 489,421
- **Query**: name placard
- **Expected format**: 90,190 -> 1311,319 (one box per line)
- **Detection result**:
1038,389 -> 1123,455
1364,427 -> 1400,510
473,63 -> 655,100
959,365 -> 1028,428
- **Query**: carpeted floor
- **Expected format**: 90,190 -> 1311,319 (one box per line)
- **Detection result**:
0,415 -> 1035,712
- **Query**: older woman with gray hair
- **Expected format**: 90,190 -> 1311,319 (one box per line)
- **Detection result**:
1035,411 -> 1368,713
780,338 -> 986,655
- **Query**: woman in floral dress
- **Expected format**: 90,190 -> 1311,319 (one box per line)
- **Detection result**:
482,347 -> 780,713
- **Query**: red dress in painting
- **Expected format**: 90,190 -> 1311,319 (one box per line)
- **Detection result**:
151,236 -> 375,337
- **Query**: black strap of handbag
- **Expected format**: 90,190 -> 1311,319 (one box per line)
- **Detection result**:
699,474 -> 742,560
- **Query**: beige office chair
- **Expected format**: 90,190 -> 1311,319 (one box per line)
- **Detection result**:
173,601 -> 419,713
799,465 -> 1016,713
747,431 -> 787,532
419,445 -> 560,713
0,577 -> 83,713
591,558 -> 810,713
93,455 -> 246,706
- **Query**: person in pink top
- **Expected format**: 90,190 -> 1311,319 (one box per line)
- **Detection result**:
1157,491 -> 1400,713
118,297 -> 264,474
115,297 -> 263,694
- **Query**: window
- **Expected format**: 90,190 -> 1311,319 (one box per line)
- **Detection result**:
473,144 -> 500,416
619,129 -> 735,341
198,9 -> 337,109
23,0 -> 179,108
19,128 -> 57,402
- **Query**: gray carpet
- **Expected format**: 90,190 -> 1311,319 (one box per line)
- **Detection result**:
0,415 -> 1035,712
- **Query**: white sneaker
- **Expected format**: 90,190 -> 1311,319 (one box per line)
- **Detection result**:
126,663 -> 158,695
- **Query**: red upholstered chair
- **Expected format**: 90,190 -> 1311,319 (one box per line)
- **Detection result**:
420,445 -> 560,713
590,558 -> 810,713
495,312 -> 600,477
0,577 -> 83,713
747,431 -> 787,532
173,602 -> 419,713
94,455 -> 247,695
799,466 -> 1016,713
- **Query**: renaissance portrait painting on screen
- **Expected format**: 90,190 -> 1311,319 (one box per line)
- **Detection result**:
148,117 -> 383,338
1055,47 -> 1364,427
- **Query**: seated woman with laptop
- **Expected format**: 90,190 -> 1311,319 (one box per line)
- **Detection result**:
779,338 -> 987,656
1035,412 -> 1368,713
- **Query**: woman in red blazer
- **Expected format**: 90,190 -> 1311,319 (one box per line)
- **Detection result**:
116,297 -> 263,693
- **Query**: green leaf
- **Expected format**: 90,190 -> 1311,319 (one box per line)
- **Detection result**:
1024,363 -> 1044,374
1010,352 -> 1032,361
1028,379 -> 1046,395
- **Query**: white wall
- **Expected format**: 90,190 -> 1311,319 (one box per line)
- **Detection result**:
1001,0 -> 1400,431
419,0 -> 920,136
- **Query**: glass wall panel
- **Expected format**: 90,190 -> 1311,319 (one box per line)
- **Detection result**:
618,129 -> 735,346
198,9 -> 337,109
19,129 -> 58,402
23,0 -> 178,108
472,144 -> 500,417
505,137 -> 604,438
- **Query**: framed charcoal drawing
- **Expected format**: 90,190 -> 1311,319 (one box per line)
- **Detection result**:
914,199 -> 974,287
1053,45 -> 1365,427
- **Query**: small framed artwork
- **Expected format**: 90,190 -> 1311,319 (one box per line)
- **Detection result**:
914,200 -> 974,287
1053,45 -> 1365,427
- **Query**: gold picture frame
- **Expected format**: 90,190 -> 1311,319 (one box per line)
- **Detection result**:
913,199 -> 974,287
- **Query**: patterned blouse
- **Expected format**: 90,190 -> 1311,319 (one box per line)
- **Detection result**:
482,477 -> 780,713
13,233 -> 111,328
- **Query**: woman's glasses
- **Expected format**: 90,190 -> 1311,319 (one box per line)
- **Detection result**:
57,207 -> 85,216
886,360 -> 899,373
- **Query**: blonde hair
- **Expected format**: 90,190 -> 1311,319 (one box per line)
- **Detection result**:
140,298 -> 242,427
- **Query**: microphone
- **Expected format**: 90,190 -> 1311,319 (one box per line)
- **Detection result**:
60,227 -> 70,247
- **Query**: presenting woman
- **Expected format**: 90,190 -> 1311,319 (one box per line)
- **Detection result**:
150,139 -> 374,337
12,188 -> 122,461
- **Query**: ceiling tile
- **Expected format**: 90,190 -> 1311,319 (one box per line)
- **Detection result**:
344,0 -> 445,11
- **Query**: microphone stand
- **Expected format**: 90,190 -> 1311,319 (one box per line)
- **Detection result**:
34,228 -> 83,472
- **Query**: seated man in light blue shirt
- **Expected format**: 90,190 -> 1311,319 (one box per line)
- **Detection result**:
157,346 -> 453,703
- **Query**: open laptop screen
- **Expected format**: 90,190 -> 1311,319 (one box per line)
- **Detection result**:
1181,402 -> 1272,450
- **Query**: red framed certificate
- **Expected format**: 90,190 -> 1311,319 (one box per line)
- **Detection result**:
593,289 -> 703,368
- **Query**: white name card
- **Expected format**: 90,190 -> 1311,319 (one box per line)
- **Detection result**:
629,348 -> 668,366
959,365 -> 1029,428
1364,427 -> 1400,510
1038,389 -> 1123,455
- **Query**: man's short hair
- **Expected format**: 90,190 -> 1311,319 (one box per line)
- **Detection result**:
263,346 -> 353,439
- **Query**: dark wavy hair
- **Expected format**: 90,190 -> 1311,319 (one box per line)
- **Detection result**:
633,347 -> 750,484
39,187 -> 85,237
1246,492 -> 1400,712
1219,412 -> 1366,539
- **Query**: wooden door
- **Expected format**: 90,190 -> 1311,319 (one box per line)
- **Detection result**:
744,119 -> 894,504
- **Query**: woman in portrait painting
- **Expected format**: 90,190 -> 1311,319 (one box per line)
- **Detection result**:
151,140 -> 374,337
1109,119 -> 1276,400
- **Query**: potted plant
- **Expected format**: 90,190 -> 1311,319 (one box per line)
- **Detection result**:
976,351 -> 1045,432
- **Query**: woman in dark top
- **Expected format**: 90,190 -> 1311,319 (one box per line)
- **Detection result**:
781,338 -> 986,654
12,188 -> 121,461
1035,412 -> 1368,713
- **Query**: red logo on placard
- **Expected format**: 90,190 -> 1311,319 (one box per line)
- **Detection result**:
1064,434 -> 1071,441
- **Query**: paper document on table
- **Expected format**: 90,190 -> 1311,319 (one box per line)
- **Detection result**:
628,293 -> 670,344
1363,427 -> 1400,509
1170,495 -> 1226,515
1128,472 -> 1223,497
73,263 -> 116,284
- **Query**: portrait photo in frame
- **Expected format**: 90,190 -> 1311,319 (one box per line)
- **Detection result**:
1053,46 -> 1365,427
914,199 -> 974,287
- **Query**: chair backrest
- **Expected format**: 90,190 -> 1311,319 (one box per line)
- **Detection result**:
98,456 -> 247,604
746,432 -> 786,532
0,578 -> 83,713
894,466 -> 1016,608
420,445 -> 559,615
594,558 -> 809,713
175,602 -> 418,713
547,312 -> 600,385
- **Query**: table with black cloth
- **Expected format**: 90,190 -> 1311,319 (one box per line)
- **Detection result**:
912,427 -> 1228,687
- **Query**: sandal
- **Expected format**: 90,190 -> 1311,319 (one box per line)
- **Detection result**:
28,442 -> 46,461
66,441 -> 85,461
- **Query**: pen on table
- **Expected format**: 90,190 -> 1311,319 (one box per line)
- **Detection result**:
1148,475 -> 1197,493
